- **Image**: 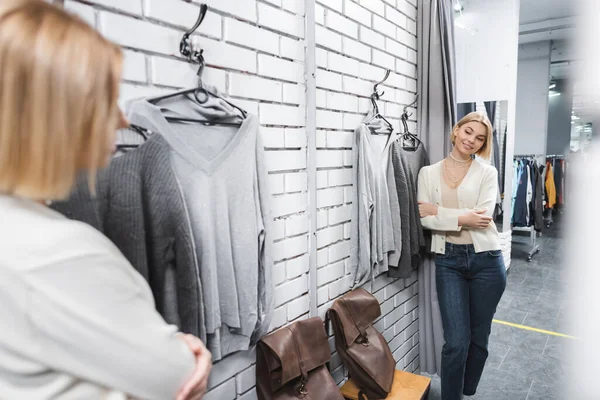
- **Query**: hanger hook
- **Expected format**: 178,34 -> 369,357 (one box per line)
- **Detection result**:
402,93 -> 419,115
373,69 -> 391,99
180,4 -> 208,63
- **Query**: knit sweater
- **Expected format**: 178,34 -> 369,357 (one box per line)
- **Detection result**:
127,100 -> 274,361
349,124 -> 395,287
389,142 -> 430,277
51,133 -> 204,340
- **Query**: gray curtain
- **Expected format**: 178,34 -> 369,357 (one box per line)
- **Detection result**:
417,0 -> 457,375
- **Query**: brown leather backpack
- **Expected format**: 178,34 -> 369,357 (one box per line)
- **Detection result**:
328,288 -> 396,400
256,317 -> 344,400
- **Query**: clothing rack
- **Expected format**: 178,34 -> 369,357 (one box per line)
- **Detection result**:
512,155 -> 543,261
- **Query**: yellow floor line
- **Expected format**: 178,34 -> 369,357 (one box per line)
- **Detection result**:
492,319 -> 578,339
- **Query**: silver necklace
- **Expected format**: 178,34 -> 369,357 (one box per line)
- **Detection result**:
449,153 -> 471,163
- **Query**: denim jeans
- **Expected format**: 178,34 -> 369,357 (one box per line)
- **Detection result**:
435,243 -> 506,400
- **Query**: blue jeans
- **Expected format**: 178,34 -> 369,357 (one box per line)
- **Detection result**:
435,243 -> 506,400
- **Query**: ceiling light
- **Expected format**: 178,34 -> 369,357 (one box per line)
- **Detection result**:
572,115 -> 580,120
454,2 -> 464,12
549,83 -> 556,90
549,92 -> 561,97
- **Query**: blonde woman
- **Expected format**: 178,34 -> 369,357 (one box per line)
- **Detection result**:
0,1 -> 210,399
417,112 -> 506,400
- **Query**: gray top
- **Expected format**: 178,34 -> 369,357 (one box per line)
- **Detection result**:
51,132 -> 204,340
127,100 -> 273,361
390,142 -> 430,277
0,195 -> 195,400
349,124 -> 396,287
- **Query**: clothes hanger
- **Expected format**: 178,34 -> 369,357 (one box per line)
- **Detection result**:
397,94 -> 421,151
364,69 -> 394,137
145,4 -> 246,126
115,123 -> 152,150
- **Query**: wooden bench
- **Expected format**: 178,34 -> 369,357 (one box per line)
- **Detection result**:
340,370 -> 431,400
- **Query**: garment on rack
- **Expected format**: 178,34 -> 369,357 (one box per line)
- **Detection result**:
127,99 -> 273,361
349,124 -> 396,286
389,141 -> 430,278
545,161 -> 557,209
512,159 -> 530,227
51,133 -> 205,340
526,161 -> 533,225
554,158 -> 563,205
533,164 -> 544,231
511,160 -> 520,223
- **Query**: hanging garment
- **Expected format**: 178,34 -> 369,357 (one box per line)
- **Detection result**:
545,162 -> 557,209
533,164 -> 544,232
512,160 -> 529,227
127,100 -> 273,361
526,161 -> 533,225
559,159 -> 566,205
554,159 -> 563,205
384,144 -> 403,269
389,141 -> 430,278
364,117 -> 403,269
349,124 -> 396,287
511,160 -> 520,222
51,133 -> 205,340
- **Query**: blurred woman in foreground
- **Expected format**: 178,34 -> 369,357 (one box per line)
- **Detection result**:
0,1 -> 211,399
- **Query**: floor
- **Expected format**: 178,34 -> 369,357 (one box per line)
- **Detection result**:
426,215 -> 570,400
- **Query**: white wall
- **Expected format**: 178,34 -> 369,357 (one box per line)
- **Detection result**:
64,0 -> 420,398
455,0 -> 520,103
514,41 -> 552,156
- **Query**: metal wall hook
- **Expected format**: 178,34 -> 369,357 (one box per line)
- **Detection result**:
179,4 -> 208,64
373,69 -> 391,99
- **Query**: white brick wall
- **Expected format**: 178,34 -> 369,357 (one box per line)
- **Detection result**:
64,0 -> 419,397
314,0 -> 419,385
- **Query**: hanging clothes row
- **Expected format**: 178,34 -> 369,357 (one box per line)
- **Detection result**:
511,156 -> 544,231
350,72 -> 429,287
51,9 -> 273,362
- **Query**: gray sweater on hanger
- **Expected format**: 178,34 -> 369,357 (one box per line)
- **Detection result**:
389,142 -> 430,277
127,99 -> 273,361
349,124 -> 396,287
51,133 -> 205,341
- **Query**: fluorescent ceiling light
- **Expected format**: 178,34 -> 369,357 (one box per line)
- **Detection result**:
549,83 -> 556,90
549,92 -> 561,97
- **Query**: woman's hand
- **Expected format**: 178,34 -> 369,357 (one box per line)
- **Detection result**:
458,209 -> 493,229
418,202 -> 438,218
177,334 -> 213,400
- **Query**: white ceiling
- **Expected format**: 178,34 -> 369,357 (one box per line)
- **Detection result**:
519,0 -> 576,24
517,1 -> 592,120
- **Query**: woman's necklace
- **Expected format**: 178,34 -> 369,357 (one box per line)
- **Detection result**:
443,158 -> 472,189
449,153 -> 471,163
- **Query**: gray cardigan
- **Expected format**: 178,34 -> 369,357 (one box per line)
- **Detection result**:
52,133 -> 205,341
389,142 -> 430,278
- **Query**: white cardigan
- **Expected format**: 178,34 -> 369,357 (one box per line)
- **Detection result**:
417,159 -> 501,254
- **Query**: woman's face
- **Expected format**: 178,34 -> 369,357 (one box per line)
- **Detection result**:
453,121 -> 487,156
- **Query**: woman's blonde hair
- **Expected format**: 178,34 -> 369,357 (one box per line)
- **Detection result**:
0,0 -> 122,200
450,111 -> 494,160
